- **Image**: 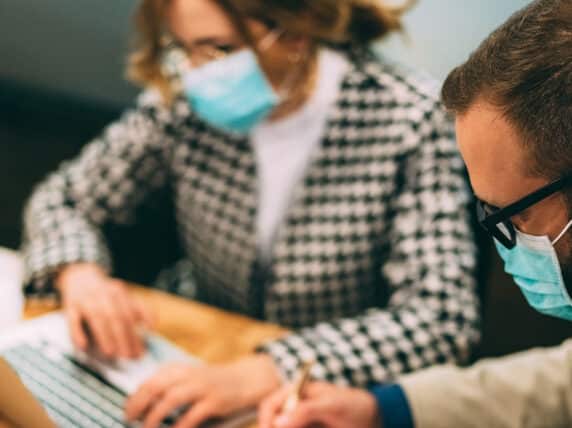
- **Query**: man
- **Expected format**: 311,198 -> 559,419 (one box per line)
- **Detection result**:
258,0 -> 572,427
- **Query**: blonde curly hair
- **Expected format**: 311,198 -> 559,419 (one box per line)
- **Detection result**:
127,0 -> 413,102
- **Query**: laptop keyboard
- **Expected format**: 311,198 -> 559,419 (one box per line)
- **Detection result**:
1,342 -> 171,428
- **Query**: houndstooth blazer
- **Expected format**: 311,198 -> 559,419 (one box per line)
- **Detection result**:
22,51 -> 480,387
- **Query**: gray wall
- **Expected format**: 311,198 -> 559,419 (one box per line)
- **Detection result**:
0,0 -> 531,107
380,0 -> 531,81
0,0 -> 138,106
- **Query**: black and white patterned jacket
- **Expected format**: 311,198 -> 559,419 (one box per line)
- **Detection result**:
22,51 -> 480,387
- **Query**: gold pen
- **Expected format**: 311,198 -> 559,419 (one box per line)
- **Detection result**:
281,360 -> 314,415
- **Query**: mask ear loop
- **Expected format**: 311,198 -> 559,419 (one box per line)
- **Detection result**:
256,29 -> 311,101
552,219 -> 572,246
258,29 -> 283,52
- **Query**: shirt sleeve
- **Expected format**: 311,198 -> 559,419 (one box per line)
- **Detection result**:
400,340 -> 572,428
21,90 -> 178,294
257,104 -> 480,387
370,384 -> 414,428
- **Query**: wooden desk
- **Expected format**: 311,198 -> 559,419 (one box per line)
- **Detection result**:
9,286 -> 289,428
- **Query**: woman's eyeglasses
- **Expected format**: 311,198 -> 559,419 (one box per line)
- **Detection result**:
160,35 -> 240,67
476,174 -> 572,249
160,35 -> 243,90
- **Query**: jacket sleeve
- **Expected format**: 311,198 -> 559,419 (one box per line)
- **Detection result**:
258,104 -> 481,386
400,340 -> 572,428
21,90 -> 178,294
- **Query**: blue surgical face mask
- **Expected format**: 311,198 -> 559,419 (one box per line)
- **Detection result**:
495,219 -> 572,321
181,49 -> 280,134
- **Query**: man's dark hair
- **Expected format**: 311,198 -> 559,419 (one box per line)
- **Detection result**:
442,0 -> 572,181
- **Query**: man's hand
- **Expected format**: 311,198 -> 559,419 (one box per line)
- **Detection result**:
258,382 -> 382,428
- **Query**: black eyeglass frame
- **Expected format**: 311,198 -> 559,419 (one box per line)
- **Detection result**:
476,174 -> 572,249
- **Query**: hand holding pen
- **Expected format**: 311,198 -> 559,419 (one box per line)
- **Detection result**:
258,361 -> 382,428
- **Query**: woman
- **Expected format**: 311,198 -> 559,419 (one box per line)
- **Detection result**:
22,0 -> 479,426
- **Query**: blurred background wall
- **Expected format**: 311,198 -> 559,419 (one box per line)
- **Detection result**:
0,0 -> 136,106
380,0 -> 530,81
0,0 -> 530,108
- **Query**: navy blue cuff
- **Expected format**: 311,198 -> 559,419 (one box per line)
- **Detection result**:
370,384 -> 414,428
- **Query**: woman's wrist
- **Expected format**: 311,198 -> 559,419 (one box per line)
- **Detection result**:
55,263 -> 107,292
237,354 -> 283,404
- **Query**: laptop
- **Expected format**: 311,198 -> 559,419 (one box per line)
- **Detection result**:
0,356 -> 56,427
0,313 -> 256,428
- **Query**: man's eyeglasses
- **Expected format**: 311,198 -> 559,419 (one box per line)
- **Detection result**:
476,174 -> 572,249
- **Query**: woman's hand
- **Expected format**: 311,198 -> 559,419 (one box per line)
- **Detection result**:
124,354 -> 283,428
56,263 -> 155,359
258,382 -> 382,428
